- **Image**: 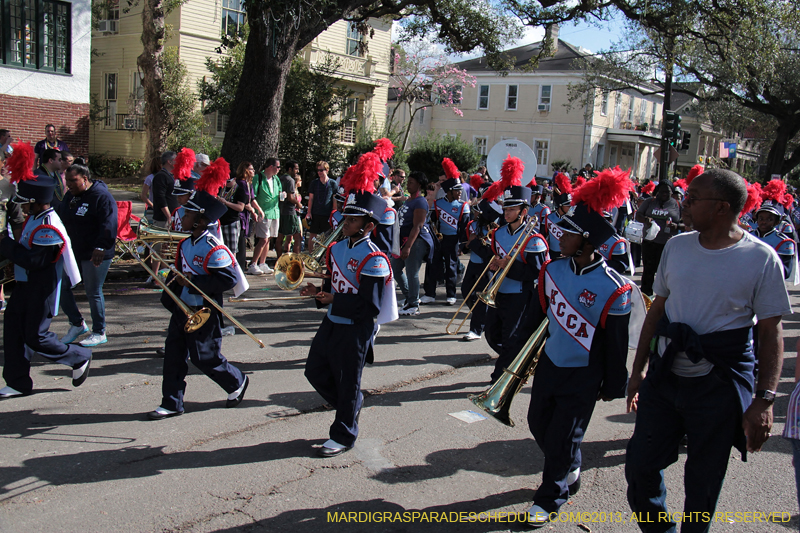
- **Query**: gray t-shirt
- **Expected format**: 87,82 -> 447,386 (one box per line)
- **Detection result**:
654,231 -> 792,376
637,197 -> 681,244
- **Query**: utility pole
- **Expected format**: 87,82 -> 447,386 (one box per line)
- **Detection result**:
659,38 -> 674,183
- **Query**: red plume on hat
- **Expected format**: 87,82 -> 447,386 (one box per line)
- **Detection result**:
554,172 -> 572,195
372,138 -> 395,162
196,157 -> 229,195
762,179 -> 786,203
343,152 -> 379,194
642,181 -> 655,195
685,164 -> 704,186
673,178 -> 688,191
173,148 -> 196,182
571,166 -> 635,214
5,141 -> 35,183
442,158 -> 460,181
740,180 -> 762,217
574,176 -> 586,190
482,155 -> 523,202
782,193 -> 794,211
470,173 -> 484,191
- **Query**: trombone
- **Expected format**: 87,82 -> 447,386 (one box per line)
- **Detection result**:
121,242 -> 211,332
445,216 -> 538,335
139,240 -> 265,349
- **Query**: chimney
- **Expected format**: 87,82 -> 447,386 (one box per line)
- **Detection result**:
544,24 -> 559,56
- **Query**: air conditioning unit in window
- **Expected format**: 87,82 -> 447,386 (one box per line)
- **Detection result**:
537,103 -> 550,112
123,117 -> 137,130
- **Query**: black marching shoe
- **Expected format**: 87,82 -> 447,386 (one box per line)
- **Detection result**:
567,468 -> 581,496
317,439 -> 353,458
147,407 -> 184,420
226,376 -> 249,408
72,355 -> 92,387
155,347 -> 166,357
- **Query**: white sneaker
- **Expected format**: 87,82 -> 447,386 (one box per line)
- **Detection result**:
462,331 -> 481,341
0,386 -> 24,398
446,297 -> 457,305
61,321 -> 89,344
247,264 -> 264,275
419,295 -> 436,304
398,305 -> 420,316
527,504 -> 551,528
221,326 -> 235,337
80,333 -> 107,347
259,264 -> 274,274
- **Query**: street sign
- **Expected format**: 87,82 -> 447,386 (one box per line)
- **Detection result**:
654,146 -> 680,164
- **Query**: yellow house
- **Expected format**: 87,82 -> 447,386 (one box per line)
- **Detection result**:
401,36 -> 664,180
89,0 -> 392,158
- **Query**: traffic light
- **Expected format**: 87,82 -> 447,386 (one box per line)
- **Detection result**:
679,130 -> 691,151
664,111 -> 682,144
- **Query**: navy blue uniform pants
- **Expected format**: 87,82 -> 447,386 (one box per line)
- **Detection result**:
527,352 -> 602,514
424,234 -> 458,299
625,371 -> 740,533
460,260 -> 489,336
305,316 -> 374,447
485,292 -> 527,382
3,281 -> 91,394
161,311 -> 244,412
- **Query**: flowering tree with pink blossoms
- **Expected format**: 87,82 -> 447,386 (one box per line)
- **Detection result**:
388,44 -> 477,150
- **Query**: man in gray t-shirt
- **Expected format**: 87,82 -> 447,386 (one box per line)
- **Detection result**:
277,160 -> 302,256
625,169 -> 791,533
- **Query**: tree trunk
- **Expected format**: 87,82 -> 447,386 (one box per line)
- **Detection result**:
138,0 -> 168,166
764,119 -> 800,180
221,14 -> 299,171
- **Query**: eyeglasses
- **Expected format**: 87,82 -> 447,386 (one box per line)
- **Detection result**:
317,169 -> 326,172
682,195 -> 725,206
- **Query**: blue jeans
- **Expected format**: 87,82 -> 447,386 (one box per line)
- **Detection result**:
625,370 -> 740,533
60,258 -> 112,334
391,238 -> 429,307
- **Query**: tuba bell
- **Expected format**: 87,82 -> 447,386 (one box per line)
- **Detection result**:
469,317 -> 549,427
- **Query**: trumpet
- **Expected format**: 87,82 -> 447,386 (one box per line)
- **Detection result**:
121,242 -> 211,332
139,241 -> 265,348
469,317 -> 549,426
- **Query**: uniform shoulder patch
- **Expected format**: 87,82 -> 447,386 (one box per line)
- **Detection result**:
610,238 -> 628,256
30,225 -> 65,247
381,207 -> 396,225
358,251 -> 391,281
607,287 -> 633,315
203,245 -> 233,272
777,237 -> 796,256
524,234 -> 549,254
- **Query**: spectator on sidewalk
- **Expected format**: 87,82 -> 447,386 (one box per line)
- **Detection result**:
306,161 -> 337,249
141,157 -> 161,223
277,160 -> 303,257
58,164 -> 118,347
34,124 -> 69,167
36,148 -> 65,210
249,158 -> 282,275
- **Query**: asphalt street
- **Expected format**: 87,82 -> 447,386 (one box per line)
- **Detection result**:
0,192 -> 798,532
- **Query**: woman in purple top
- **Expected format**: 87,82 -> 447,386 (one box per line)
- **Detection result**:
391,171 -> 434,316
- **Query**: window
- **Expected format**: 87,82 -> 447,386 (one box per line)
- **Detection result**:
506,84 -> 518,110
627,95 -> 634,122
346,23 -> 363,57
639,99 -> 647,125
451,84 -> 462,105
2,0 -> 71,72
130,71 -> 144,114
478,84 -> 489,109
650,103 -> 658,128
104,73 -> 117,128
595,143 -> 605,168
340,98 -> 358,143
216,113 -> 229,133
221,0 -> 245,38
539,84 -> 552,105
473,136 -> 488,156
418,106 -> 425,126
534,139 -> 549,166
600,90 -> 609,116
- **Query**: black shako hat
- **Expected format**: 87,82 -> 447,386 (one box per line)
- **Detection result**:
185,190 -> 228,222
13,176 -> 55,205
343,191 -> 385,222
556,202 -> 617,248
501,185 -> 531,208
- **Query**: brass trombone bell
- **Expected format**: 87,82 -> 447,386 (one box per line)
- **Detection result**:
274,253 -> 330,291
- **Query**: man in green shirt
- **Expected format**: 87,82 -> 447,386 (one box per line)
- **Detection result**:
249,157 -> 282,275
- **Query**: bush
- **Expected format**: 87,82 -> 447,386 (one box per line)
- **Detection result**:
406,133 -> 481,181
89,154 -> 144,180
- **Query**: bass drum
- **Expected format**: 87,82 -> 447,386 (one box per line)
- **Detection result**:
486,140 -> 538,186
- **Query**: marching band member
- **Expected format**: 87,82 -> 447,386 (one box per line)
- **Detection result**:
300,152 -> 397,457
370,139 -> 397,255
427,158 -> 470,305
329,186 -> 346,231
752,179 -> 798,283
526,168 -> 635,528
483,156 -> 548,384
461,198 -> 503,341
148,157 -> 249,420
544,173 -> 572,261
530,184 -> 550,234
0,142 -> 92,399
